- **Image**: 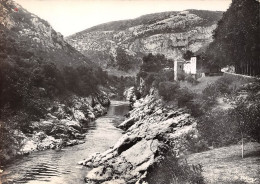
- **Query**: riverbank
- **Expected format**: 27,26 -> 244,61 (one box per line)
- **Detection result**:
0,92 -> 110,166
80,90 -> 199,183
0,101 -> 130,184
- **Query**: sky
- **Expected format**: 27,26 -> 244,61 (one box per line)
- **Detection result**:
15,0 -> 232,36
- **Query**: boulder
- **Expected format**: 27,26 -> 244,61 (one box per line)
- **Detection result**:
21,140 -> 38,153
73,110 -> 87,122
121,139 -> 158,166
61,119 -> 81,131
118,117 -> 136,131
124,87 -> 135,101
50,124 -> 68,136
37,136 -> 56,150
94,104 -> 106,116
85,166 -> 113,182
46,113 -> 58,120
31,120 -> 54,133
34,131 -> 47,141
87,110 -> 96,120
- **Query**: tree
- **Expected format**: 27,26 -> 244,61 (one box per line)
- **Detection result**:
158,81 -> 180,101
140,53 -> 173,73
230,99 -> 260,158
206,0 -> 260,76
183,50 -> 194,61
116,47 -> 133,71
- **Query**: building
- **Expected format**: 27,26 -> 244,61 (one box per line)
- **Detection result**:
174,56 -> 197,80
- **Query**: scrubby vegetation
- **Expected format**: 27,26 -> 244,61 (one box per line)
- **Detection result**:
116,47 -> 140,72
146,150 -> 204,184
190,75 -> 260,159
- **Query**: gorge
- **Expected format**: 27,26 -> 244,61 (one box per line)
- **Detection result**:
1,0 -> 260,184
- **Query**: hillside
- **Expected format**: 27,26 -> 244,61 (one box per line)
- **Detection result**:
0,0 -> 109,165
66,10 -> 223,72
0,0 -> 94,68
187,142 -> 260,183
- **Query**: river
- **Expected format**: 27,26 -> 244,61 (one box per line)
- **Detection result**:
0,101 -> 129,184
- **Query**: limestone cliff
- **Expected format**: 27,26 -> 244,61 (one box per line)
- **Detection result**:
66,10 -> 222,71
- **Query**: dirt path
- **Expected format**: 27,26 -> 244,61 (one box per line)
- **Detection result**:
186,142 -> 260,184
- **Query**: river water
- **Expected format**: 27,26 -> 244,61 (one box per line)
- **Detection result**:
0,101 -> 129,184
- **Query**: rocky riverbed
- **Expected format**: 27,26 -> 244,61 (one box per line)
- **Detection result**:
80,90 -> 199,184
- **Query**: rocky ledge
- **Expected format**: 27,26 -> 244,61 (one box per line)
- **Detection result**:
7,93 -> 110,161
79,91 -> 198,184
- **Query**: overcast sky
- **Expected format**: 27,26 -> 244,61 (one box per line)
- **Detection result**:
15,0 -> 232,36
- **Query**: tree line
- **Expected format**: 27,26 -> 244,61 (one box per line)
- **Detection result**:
205,0 -> 260,76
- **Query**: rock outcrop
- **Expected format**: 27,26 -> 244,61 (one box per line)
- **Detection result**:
19,94 -> 109,155
66,10 -> 223,71
79,92 -> 198,183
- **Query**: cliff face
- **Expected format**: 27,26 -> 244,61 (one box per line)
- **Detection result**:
0,0 -> 93,68
66,10 -> 222,71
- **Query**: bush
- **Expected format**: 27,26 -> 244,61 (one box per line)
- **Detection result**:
201,76 -> 234,108
145,150 -> 205,184
140,53 -> 174,73
183,50 -> 194,61
116,47 -> 137,71
0,121 -> 23,165
177,87 -> 195,107
185,74 -> 199,85
197,110 -> 240,147
158,81 -> 180,101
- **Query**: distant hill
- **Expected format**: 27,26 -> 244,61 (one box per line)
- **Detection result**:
66,9 -> 223,72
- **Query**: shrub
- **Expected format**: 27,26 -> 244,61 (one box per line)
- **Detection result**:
185,74 -> 199,85
140,53 -> 174,73
158,81 -> 180,101
145,150 -> 205,184
183,50 -> 194,61
116,47 -> 137,71
0,121 -> 23,165
153,70 -> 175,88
197,110 -> 240,147
177,87 -> 195,107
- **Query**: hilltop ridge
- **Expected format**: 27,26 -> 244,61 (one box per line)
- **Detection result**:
66,9 -> 223,72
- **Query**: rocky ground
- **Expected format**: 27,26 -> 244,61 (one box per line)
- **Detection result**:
79,89 -> 199,184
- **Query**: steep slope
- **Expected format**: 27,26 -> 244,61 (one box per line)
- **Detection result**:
0,0 -> 94,68
0,0 -> 110,164
66,10 -> 223,71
